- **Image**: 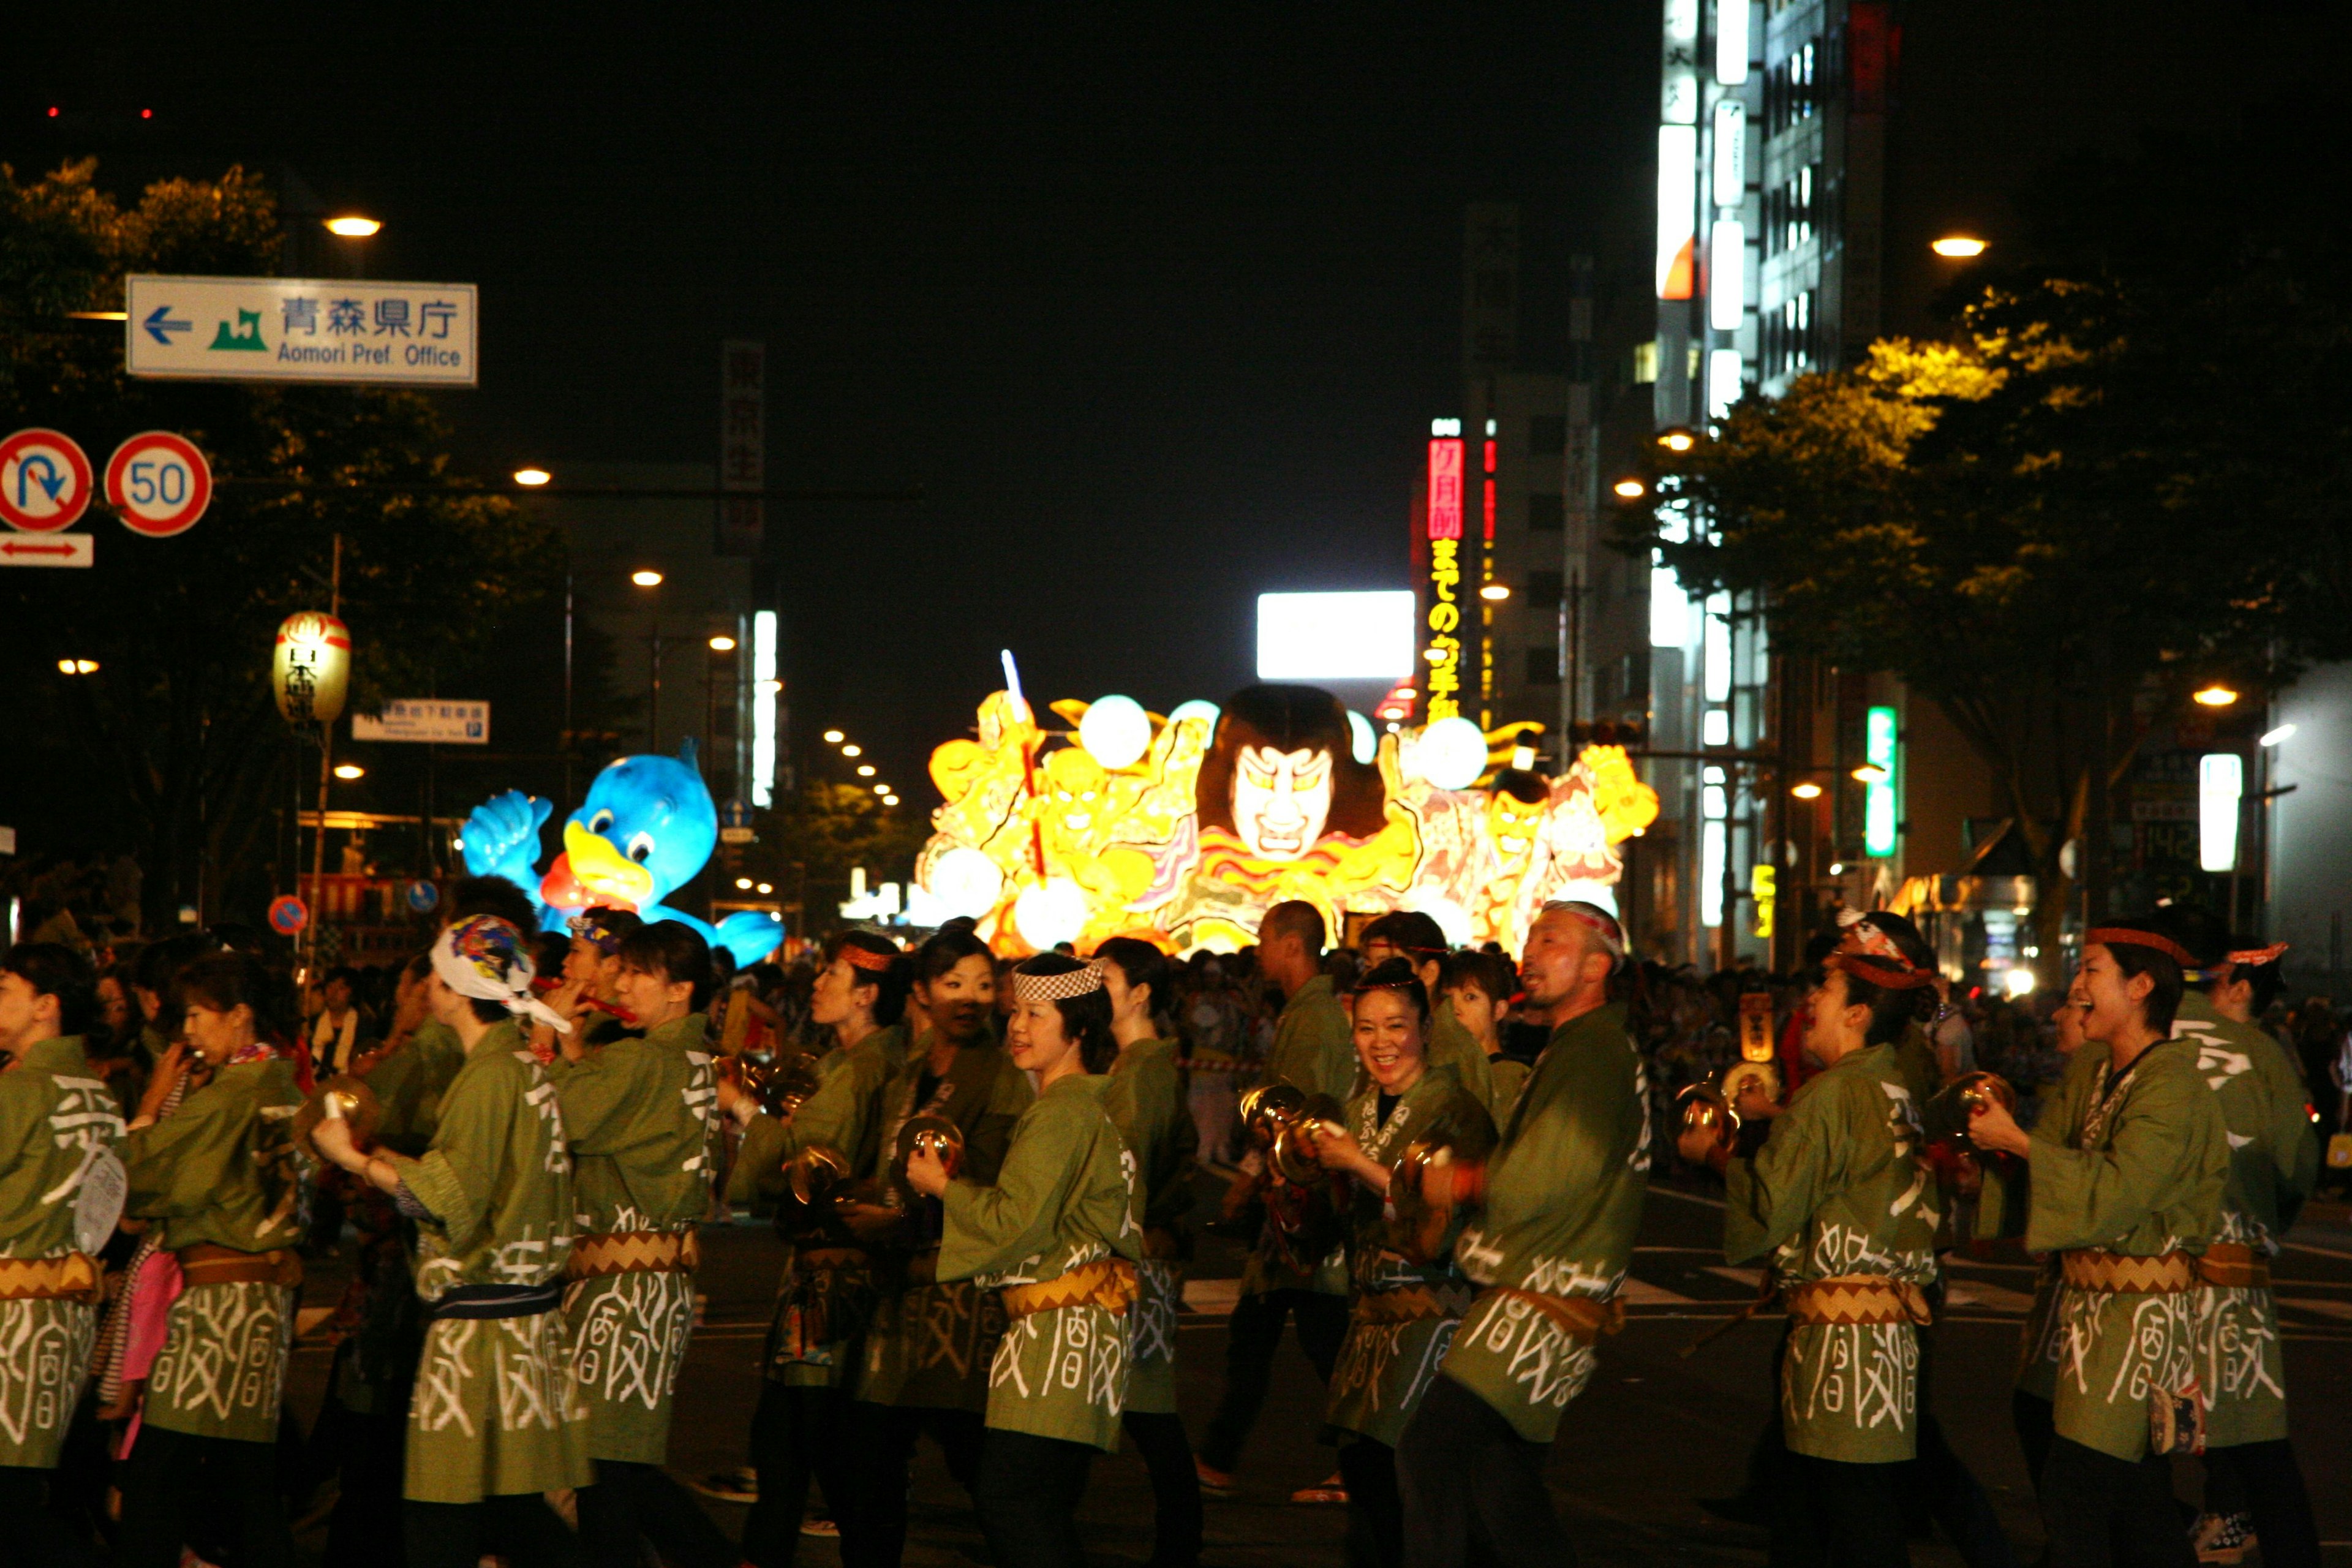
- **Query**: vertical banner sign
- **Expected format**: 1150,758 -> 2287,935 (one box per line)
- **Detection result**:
1863,704 -> 1899,858
717,340 -> 764,557
1422,434 -> 1466,722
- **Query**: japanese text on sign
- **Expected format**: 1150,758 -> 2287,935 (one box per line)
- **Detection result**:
126,276 -> 478,386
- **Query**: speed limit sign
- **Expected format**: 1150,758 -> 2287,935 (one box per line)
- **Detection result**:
102,431 -> 212,537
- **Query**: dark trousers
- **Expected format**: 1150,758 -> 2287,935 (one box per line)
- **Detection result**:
113,1427 -> 295,1568
578,1459 -> 740,1568
1337,1438 -> 1403,1568
1196,1287 -> 1348,1473
0,1464 -> 92,1567
402,1494 -> 584,1568
747,1381 -> 850,1568
1396,1373 -> 1574,1568
2013,1391 -> 2056,1503
1120,1409 -> 1203,1568
1770,1455 -> 1910,1568
974,1428 -> 1095,1568
2203,1439 -> 2320,1568
838,1400 -> 985,1568
2038,1436 -> 2195,1568
321,1408 -> 409,1568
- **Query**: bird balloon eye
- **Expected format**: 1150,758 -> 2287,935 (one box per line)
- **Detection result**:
590,810 -> 614,834
627,833 -> 655,864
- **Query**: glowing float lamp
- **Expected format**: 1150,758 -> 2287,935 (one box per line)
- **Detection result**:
2198,753 -> 2243,873
1863,706 -> 1898,858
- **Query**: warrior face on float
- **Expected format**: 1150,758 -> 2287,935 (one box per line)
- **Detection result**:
1484,768 -> 1550,871
1194,685 -> 1386,864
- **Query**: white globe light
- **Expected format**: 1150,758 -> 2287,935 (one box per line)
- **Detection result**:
1079,694 -> 1152,771
1346,710 -> 1376,765
1417,716 -> 1489,790
1404,892 -> 1474,948
1013,877 -> 1090,951
928,846 -> 1005,920
1165,699 -> 1220,733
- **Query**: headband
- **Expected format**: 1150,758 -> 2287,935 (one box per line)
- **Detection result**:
1542,900 -> 1625,960
2084,927 -> 2198,970
2226,941 -> 2288,968
567,910 -> 631,956
840,942 -> 899,974
1826,951 -> 1938,991
436,916 -> 573,1035
1012,960 -> 1106,1002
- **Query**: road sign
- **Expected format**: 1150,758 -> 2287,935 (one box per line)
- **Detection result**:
0,534 -> 93,567
719,827 -> 757,846
103,431 -> 213,537
351,699 -> 489,745
404,880 -> 440,913
0,429 -> 93,532
268,895 -> 309,935
125,274 -> 480,386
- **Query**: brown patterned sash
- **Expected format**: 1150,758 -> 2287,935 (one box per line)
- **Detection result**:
1000,1258 -> 1138,1318
178,1244 -> 303,1289
1352,1280 -> 1477,1326
0,1251 -> 102,1303
2059,1248 -> 2198,1294
1784,1275 -> 1934,1327
1491,1286 -> 1624,1343
565,1229 -> 702,1280
2192,1242 -> 2270,1291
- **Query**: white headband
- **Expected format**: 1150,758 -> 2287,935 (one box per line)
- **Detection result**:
1012,959 -> 1107,1002
433,917 -> 573,1035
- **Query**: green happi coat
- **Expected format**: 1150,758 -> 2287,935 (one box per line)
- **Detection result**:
1486,1055 -> 1530,1126
1981,1036 -> 2228,1460
123,1055 -> 307,1444
938,1072 -> 1142,1453
1103,1038 -> 1196,1414
551,1011 -> 718,1465
729,1023 -> 909,1387
366,1020 -> 469,1156
1427,1000 -> 1494,1112
1243,974 -> 1354,1298
859,1036 -> 1031,1412
1325,1066 -> 1496,1447
1442,1002 -> 1648,1444
1724,1041 -> 1939,1463
384,1021 -> 592,1503
0,1036 -> 124,1467
2168,993 -> 2319,1448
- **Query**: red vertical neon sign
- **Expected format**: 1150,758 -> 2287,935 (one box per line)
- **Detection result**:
1427,439 -> 1464,540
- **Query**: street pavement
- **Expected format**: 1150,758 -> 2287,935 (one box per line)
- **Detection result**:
287,1173 -> 2352,1565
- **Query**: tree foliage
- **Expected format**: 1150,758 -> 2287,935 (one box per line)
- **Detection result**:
767,780 -> 931,930
0,161 -> 556,929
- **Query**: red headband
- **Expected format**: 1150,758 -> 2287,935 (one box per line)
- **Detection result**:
1826,951 -> 1937,991
2226,942 -> 2288,968
2085,928 -> 2197,970
841,944 -> 899,973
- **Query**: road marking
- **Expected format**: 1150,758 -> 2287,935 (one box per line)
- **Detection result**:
1620,1278 -> 1697,1306
2280,1297 -> 2352,1321
1943,1280 -> 2035,1313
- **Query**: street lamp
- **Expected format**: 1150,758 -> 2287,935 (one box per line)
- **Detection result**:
735,877 -> 753,891
324,215 -> 383,238
883,794 -> 900,807
56,658 -> 99,674
631,569 -> 663,588
1931,235 -> 1987,258
333,763 -> 365,780
842,744 -> 862,758
1656,428 -> 1696,453
822,729 -> 845,744
1851,764 -> 1890,785
873,784 -> 889,796
2193,684 -> 2239,707
1790,781 -> 1822,799
1480,584 -> 1510,601
2260,723 -> 2296,748
513,467 -> 551,487
1612,478 -> 1646,500
857,764 -> 875,778
708,635 -> 737,652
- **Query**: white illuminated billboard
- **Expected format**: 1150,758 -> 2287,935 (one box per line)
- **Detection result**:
1256,592 -> 1416,682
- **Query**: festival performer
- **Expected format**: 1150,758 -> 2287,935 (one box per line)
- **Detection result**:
115,951 -> 309,1568
365,876 -> 544,1151
905,953 -> 1143,1568
1394,900 -> 1647,1568
1969,918 -> 2230,1567
1097,937 -> 1204,1568
719,930 -> 913,1567
1438,949 -> 1526,1123
1680,929 -> 1941,1566
538,908 -> 644,1054
2007,984 -> 2090,1498
0,944 -> 126,1562
309,914 -> 593,1568
840,927 -> 1031,1568
1360,912 -> 1491,1106
1308,959 -> 1496,1568
551,920 -> 734,1568
2146,911 -> 2321,1568
1197,900 -> 1355,1496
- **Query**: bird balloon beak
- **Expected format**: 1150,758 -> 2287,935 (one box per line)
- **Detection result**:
560,819 -> 657,910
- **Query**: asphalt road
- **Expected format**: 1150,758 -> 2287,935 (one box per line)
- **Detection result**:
285,1174 -> 2352,1565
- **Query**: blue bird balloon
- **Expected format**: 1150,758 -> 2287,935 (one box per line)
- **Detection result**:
458,739 -> 783,968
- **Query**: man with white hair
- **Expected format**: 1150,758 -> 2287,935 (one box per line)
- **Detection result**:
1395,901 -> 1648,1568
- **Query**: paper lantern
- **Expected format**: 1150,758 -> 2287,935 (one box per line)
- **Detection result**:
273,611 -> 351,726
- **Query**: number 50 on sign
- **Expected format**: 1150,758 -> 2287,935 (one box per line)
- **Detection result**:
102,431 -> 213,537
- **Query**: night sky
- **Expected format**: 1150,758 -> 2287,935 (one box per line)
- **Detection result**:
10,6 -> 1659,794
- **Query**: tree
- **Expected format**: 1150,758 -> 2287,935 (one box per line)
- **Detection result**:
0,161 -> 556,930
766,781 -> 930,932
1631,265 -> 2351,963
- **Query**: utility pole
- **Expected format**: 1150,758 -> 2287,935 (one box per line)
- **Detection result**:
305,533 -> 342,983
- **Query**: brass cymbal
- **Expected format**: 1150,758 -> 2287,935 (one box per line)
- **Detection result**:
295,1074 -> 382,1152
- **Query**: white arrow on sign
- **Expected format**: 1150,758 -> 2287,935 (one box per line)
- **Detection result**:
0,533 -> 94,567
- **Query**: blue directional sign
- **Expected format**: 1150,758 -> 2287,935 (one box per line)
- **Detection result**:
141,305 -> 192,346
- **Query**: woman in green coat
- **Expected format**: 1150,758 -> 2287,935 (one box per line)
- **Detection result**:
311,914 -> 594,1568
1970,919 -> 2229,1568
907,953 -> 1142,1568
1306,958 -> 1496,1568
117,950 -> 309,1568
1098,936 -> 1202,1568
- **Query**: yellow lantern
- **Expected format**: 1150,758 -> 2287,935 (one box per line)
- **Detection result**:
274,611 -> 350,726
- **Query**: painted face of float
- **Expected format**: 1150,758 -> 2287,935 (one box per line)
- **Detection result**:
913,680 -> 1659,956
